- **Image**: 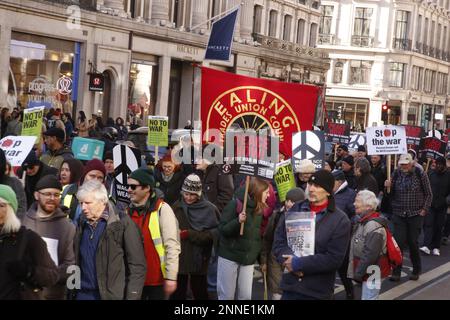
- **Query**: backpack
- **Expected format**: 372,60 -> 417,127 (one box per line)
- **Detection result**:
371,217 -> 403,275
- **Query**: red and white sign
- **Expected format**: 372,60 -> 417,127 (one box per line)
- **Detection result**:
0,136 -> 37,166
366,125 -> 407,155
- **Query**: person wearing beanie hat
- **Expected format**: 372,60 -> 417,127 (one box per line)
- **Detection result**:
295,159 -> 316,191
0,183 -> 59,299
341,155 -> 356,190
80,159 -> 106,185
285,187 -> 306,204
273,169 -> 351,300
0,149 -> 27,219
332,169 -> 357,299
421,155 -> 450,257
19,150 -> 59,210
22,174 -> 76,300
127,168 -> 181,300
170,174 -> 220,300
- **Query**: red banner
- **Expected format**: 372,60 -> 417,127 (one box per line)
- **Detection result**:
201,67 -> 319,157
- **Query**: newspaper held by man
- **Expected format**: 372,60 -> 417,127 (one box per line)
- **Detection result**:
285,211 -> 316,258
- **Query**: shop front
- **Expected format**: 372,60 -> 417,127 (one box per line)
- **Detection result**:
325,98 -> 369,132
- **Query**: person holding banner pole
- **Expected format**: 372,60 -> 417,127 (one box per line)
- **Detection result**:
385,153 -> 432,281
217,177 -> 270,300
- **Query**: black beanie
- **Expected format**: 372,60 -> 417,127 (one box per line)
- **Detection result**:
342,155 -> 354,166
309,170 -> 335,196
286,187 -> 305,203
35,175 -> 62,191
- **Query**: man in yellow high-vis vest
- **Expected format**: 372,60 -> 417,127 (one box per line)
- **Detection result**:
127,168 -> 180,300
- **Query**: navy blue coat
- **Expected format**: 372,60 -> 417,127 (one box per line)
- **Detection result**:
334,185 -> 356,220
273,200 -> 351,300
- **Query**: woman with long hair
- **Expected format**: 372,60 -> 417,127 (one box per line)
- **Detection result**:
216,177 -> 270,300
0,184 -> 58,299
76,111 -> 89,137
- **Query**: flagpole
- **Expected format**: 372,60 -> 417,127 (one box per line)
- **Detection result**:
190,4 -> 242,32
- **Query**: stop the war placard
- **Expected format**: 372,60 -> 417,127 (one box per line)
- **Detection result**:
274,160 -> 296,202
366,125 -> 407,155
147,116 -> 168,147
0,136 -> 37,166
324,122 -> 350,144
21,106 -> 44,137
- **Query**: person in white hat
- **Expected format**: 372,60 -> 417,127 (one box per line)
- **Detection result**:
295,159 -> 316,191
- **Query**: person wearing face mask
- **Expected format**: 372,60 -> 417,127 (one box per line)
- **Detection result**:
21,175 -> 75,299
385,153 -> 432,281
169,174 -> 220,300
420,156 -> 450,256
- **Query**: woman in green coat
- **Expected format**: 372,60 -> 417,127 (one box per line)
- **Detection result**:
217,177 -> 270,300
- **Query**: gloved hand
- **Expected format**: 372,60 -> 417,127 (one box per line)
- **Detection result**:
180,230 -> 189,240
7,260 -> 32,280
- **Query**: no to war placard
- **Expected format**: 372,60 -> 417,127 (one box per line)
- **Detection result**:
21,106 -> 45,137
366,125 -> 407,155
147,116 -> 169,147
274,160 -> 296,202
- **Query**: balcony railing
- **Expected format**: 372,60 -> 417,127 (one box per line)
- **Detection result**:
318,34 -> 335,45
415,41 -> 423,53
351,35 -> 374,47
393,38 -> 412,51
43,0 -> 97,11
430,46 -> 435,57
423,44 -> 429,55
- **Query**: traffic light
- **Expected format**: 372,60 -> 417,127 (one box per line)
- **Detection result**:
424,107 -> 432,121
382,104 -> 389,112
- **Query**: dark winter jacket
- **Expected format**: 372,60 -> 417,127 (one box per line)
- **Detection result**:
154,168 -> 186,206
371,163 -> 387,194
40,146 -> 74,171
273,200 -> 351,300
18,163 -> 58,209
72,203 -> 147,300
0,227 -> 58,300
218,187 -> 263,266
197,164 -> 234,212
334,181 -> 356,220
428,169 -> 450,210
344,170 -> 356,190
22,203 -> 76,299
355,173 -> 379,195
172,198 -> 219,275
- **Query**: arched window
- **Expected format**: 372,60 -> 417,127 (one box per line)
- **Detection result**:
333,61 -> 344,83
297,19 -> 305,44
252,5 -> 263,35
283,15 -> 293,41
269,10 -> 278,37
309,23 -> 318,47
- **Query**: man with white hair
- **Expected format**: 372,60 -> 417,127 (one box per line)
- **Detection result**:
71,180 -> 146,300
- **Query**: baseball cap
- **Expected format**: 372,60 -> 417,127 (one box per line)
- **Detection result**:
43,127 -> 65,141
398,154 -> 413,165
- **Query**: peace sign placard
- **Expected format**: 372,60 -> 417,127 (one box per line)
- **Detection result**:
292,131 -> 325,170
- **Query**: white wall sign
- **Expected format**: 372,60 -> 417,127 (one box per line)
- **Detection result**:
366,126 -> 407,155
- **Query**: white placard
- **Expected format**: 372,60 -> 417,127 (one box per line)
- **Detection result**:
42,237 -> 59,266
366,125 -> 407,155
0,136 -> 37,166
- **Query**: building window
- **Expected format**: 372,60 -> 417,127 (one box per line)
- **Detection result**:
298,0 -> 306,5
312,1 -> 319,9
411,66 -> 423,91
252,5 -> 263,35
297,19 -> 306,44
319,5 -> 334,44
415,15 -> 422,50
309,23 -> 318,47
169,0 -> 181,28
333,61 -> 344,83
349,60 -> 371,84
394,10 -> 410,50
424,69 -> 432,93
283,15 -> 293,41
269,10 -> 278,37
389,63 -> 406,88
352,7 -> 373,46
129,62 -> 158,120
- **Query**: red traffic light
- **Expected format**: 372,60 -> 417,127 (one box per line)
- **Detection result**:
382,104 -> 389,111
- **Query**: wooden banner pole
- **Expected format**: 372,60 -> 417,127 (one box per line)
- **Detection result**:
425,158 -> 431,172
240,176 -> 250,236
387,155 -> 391,194
154,145 -> 159,164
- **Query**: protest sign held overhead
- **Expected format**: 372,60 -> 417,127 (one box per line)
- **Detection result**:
366,125 -> 407,155
72,137 -> 105,161
0,136 -> 37,166
113,144 -> 141,204
274,160 -> 296,202
347,133 -> 366,152
403,125 -> 425,149
292,131 -> 325,170
418,137 -> 447,160
324,122 -> 350,144
21,106 -> 44,138
147,116 -> 169,147
201,66 -> 319,158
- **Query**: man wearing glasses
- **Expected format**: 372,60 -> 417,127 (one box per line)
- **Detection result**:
127,168 -> 180,300
22,175 -> 76,300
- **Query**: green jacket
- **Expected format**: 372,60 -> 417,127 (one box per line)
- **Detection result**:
218,188 -> 263,266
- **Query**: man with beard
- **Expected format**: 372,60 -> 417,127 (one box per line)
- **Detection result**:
22,175 -> 75,299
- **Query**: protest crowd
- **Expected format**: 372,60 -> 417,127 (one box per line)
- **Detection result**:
0,105 -> 450,301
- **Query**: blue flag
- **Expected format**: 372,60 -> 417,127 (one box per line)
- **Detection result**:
204,7 -> 239,61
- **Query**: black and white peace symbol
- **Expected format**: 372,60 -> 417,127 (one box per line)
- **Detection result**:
348,134 -> 366,150
292,131 -> 325,160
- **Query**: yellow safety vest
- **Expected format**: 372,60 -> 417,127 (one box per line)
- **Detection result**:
148,200 -> 166,278
62,185 -> 73,209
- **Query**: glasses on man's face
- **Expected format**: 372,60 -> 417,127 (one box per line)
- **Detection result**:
127,184 -> 142,191
39,192 -> 61,199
